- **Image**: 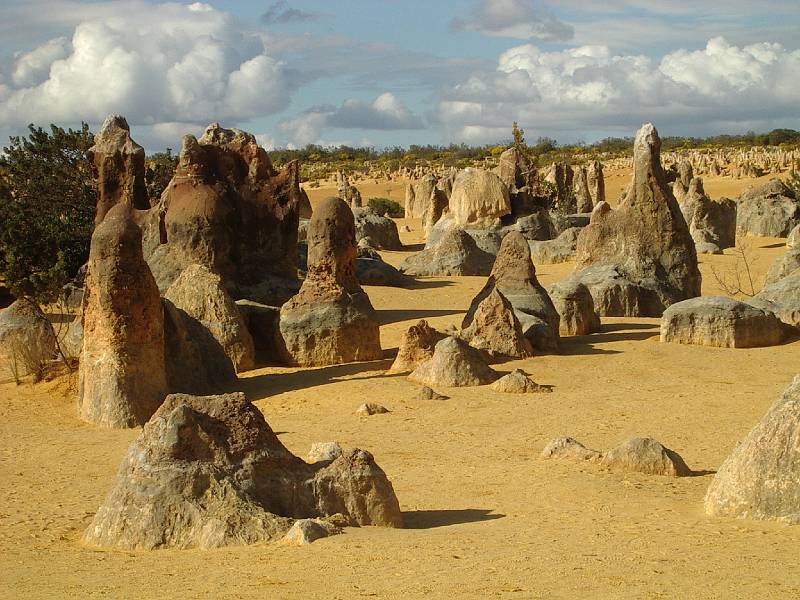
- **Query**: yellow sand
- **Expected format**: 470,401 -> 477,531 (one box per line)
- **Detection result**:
1,175 -> 799,599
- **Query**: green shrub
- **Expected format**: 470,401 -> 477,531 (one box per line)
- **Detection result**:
368,197 -> 404,218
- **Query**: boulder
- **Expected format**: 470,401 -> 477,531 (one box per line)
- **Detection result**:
399,228 -> 494,277
460,289 -> 533,359
528,227 -> 580,264
414,386 -> 448,401
0,299 -> 57,377
164,264 -> 255,373
704,375 -> 800,523
750,271 -> 800,330
737,178 -> 800,237
389,320 -> 444,374
405,175 -> 437,218
572,124 -> 701,316
512,207 -> 557,241
278,197 -> 382,367
600,438 -> 692,477
449,168 -> 511,227
84,392 -> 403,549
146,124 -> 302,305
491,369 -> 551,393
660,296 -> 785,348
765,248 -> 800,285
356,258 -> 409,287
680,178 -> 736,254
408,336 -> 498,388
462,231 -> 559,351
352,207 -> 403,250
572,166 -> 593,213
548,280 -> 601,336
87,115 -> 149,225
79,205 -> 167,428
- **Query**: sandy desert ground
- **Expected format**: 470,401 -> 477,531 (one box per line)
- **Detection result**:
1,172 -> 799,599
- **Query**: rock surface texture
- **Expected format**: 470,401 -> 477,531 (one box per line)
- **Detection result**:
705,375 -> 800,524
459,289 -> 533,359
147,124 -> 303,305
84,392 -> 403,549
548,280 -> 601,336
352,207 -> 403,250
462,231 -> 559,351
278,197 -> 382,367
164,264 -> 255,372
389,320 -> 444,373
491,369 -> 551,393
660,296 -> 785,348
88,115 -> 149,225
572,123 -> 701,316
399,228 -> 494,277
448,168 -> 511,227
737,178 -> 800,237
79,205 -> 167,428
408,336 -> 498,388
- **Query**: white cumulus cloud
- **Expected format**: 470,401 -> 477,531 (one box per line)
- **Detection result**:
436,37 -> 800,143
0,2 -> 293,132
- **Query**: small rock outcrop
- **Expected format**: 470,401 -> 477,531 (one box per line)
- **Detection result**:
84,392 -> 403,550
737,178 -> 800,238
307,442 -> 344,463
87,115 -> 149,225
765,243 -> 800,285
0,299 -> 57,376
278,197 -> 382,367
399,228 -> 494,277
414,386 -> 448,401
353,207 -> 403,250
528,228 -> 580,264
751,271 -> 800,331
281,518 -> 342,546
79,205 -> 167,428
705,375 -> 800,524
389,320 -> 444,374
408,336 -> 498,388
542,436 -> 691,476
548,280 -> 601,336
572,124 -> 701,316
355,403 -> 390,416
448,168 -> 511,227
462,231 -> 559,351
680,178 -> 736,254
164,264 -> 255,373
491,369 -> 551,393
460,289 -> 533,359
660,296 -> 785,348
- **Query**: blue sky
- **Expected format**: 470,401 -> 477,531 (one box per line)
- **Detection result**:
1,0 -> 799,151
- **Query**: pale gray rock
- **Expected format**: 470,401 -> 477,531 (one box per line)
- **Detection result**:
408,336 -> 498,388
355,403 -> 390,416
352,207 -> 403,250
601,438 -> 692,477
737,178 -> 800,237
490,369 -> 551,393
541,437 -> 601,461
660,296 -> 785,348
307,442 -> 344,463
529,227 -> 580,264
399,229 -> 494,277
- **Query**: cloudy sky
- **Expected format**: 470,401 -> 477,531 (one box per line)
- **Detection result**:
1,0 -> 799,151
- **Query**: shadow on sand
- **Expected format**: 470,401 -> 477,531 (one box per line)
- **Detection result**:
376,308 -> 464,325
402,509 -> 505,529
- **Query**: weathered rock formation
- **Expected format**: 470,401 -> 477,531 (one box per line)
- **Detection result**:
571,123 -> 701,316
405,175 -> 437,219
353,207 -> 402,250
408,336 -> 498,388
399,228 -> 494,277
278,197 -> 382,366
448,168 -> 511,227
705,375 -> 800,523
460,289 -> 532,358
389,320 -> 444,374
660,296 -> 785,348
750,271 -> 800,331
528,228 -> 580,264
586,160 -> 606,206
548,280 -> 601,336
572,166 -> 593,213
490,369 -> 551,393
0,299 -> 57,376
84,392 -> 403,549
79,205 -> 167,428
147,124 -> 303,305
737,178 -> 800,237
679,178 -> 736,254
87,115 -> 149,225
462,231 -> 559,351
164,264 -> 255,373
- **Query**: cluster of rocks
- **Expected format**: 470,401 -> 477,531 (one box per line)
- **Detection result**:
336,171 -> 362,208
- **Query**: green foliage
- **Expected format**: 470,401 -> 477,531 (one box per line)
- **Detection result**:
512,122 -> 526,151
0,123 -> 95,302
367,197 -> 404,218
145,149 -> 178,202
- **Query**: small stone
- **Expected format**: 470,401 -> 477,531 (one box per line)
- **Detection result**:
355,403 -> 390,416
541,437 -> 601,462
415,386 -> 448,401
307,442 -> 344,463
491,369 -> 551,394
601,437 -> 692,477
281,519 -> 342,546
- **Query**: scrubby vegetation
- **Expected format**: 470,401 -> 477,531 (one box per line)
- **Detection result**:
367,198 -> 404,218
